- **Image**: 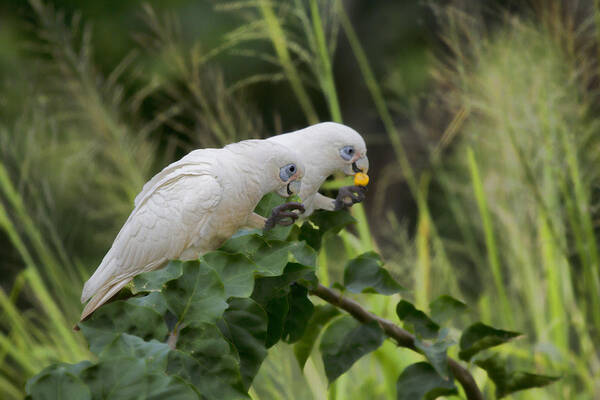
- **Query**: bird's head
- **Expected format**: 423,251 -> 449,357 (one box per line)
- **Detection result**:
224,140 -> 305,198
271,150 -> 305,197
307,122 -> 369,177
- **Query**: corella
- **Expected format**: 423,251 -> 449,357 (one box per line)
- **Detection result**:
268,122 -> 369,216
80,139 -> 304,320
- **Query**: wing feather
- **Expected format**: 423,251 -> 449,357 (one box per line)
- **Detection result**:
80,173 -> 222,318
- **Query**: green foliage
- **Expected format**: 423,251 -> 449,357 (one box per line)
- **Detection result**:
396,300 -> 440,339
319,317 -> 385,383
343,251 -> 405,295
475,355 -> 560,398
459,323 -> 521,362
396,362 -> 457,400
25,210 -> 558,399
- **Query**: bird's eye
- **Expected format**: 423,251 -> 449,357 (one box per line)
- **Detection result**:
280,164 -> 297,181
340,146 -> 355,161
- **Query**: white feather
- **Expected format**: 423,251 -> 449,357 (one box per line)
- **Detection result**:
268,122 -> 369,215
80,140 -> 304,320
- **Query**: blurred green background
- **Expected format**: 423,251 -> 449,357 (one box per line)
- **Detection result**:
1,0 -> 599,399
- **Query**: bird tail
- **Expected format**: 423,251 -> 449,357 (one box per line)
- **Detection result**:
79,277 -> 133,321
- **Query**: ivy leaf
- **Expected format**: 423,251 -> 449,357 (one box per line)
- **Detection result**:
263,295 -> 289,348
298,221 -> 322,250
203,251 -> 257,298
82,357 -> 198,400
79,300 -> 168,354
310,210 -> 356,235
320,316 -> 384,383
217,298 -> 268,390
100,334 -> 170,370
163,260 -> 228,326
429,295 -> 467,325
282,284 -> 314,343
254,192 -> 286,217
396,300 -> 439,339
132,261 -> 184,293
251,263 -> 314,305
26,362 -> 93,400
127,292 -> 168,315
396,362 -> 457,400
475,354 -> 559,398
170,323 -> 247,399
414,330 -> 453,380
289,241 -> 317,267
294,305 -> 340,368
459,323 -> 521,361
344,252 -> 404,295
252,240 -> 295,276
220,232 -> 264,256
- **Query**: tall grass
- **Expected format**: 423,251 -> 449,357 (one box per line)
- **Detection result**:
425,9 -> 600,398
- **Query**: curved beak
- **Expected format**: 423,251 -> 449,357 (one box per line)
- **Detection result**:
352,155 -> 369,174
286,179 -> 302,196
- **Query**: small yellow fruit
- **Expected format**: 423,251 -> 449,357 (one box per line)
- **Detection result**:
354,172 -> 369,187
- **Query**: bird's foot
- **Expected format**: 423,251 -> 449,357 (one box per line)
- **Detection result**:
334,185 -> 367,211
264,202 -> 305,231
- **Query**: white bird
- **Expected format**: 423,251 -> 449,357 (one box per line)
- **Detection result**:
80,140 -> 304,320
267,122 -> 369,216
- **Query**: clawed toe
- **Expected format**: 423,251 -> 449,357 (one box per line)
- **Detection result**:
264,202 -> 305,231
334,185 -> 367,211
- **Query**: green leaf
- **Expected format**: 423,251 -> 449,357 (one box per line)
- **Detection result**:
282,284 -> 314,343
203,251 -> 257,298
429,295 -> 467,325
127,292 -> 168,315
289,241 -> 317,267
320,316 -> 385,383
251,263 -> 314,305
170,323 -> 247,399
220,232 -> 264,256
254,192 -> 286,217
79,300 -> 168,354
396,362 -> 457,400
396,300 -> 439,339
414,330 -> 453,380
298,221 -> 322,250
344,252 -> 404,295
100,334 -> 170,369
26,362 -> 93,400
310,210 -> 356,235
217,298 -> 268,390
294,305 -> 340,368
163,260 -> 228,326
475,354 -> 559,398
252,240 -> 295,276
82,357 -> 198,400
132,261 -> 184,293
263,295 -> 289,348
459,322 -> 521,361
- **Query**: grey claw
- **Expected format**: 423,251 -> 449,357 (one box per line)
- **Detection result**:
264,202 -> 305,231
334,185 -> 367,211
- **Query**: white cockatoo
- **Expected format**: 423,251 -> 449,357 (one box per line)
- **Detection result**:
267,122 -> 369,216
80,140 -> 305,320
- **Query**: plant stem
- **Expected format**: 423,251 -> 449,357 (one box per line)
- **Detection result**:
309,284 -> 483,400
259,0 -> 318,124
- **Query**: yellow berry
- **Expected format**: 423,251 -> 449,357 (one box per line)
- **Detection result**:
354,172 -> 369,187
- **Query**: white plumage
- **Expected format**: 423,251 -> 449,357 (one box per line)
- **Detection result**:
268,122 -> 369,215
80,140 -> 304,320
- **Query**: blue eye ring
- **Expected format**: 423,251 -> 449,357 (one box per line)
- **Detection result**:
280,163 -> 297,181
340,146 -> 355,161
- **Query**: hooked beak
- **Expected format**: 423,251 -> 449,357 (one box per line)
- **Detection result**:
286,179 -> 302,196
351,154 -> 369,174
